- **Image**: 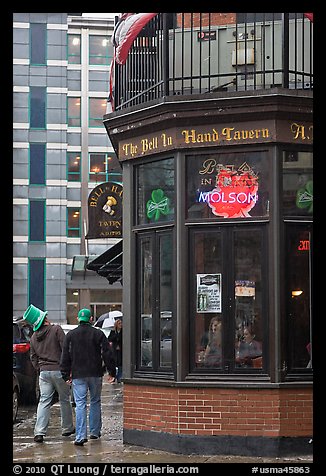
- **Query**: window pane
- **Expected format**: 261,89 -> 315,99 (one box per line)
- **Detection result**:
285,225 -> 312,370
89,35 -> 113,65
31,23 -> 46,65
234,229 -> 263,369
30,143 -> 46,185
186,152 -> 270,220
140,238 -> 153,367
89,98 -> 107,127
67,152 -> 81,181
67,97 -> 81,127
29,259 -> 45,310
159,234 -> 173,368
68,34 -> 81,64
283,151 -> 313,217
67,208 -> 80,237
89,153 -> 106,182
194,232 -> 223,369
29,200 -> 45,241
137,158 -> 174,225
30,87 -> 46,128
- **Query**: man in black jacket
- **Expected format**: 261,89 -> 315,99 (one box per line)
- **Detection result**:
60,309 -> 116,446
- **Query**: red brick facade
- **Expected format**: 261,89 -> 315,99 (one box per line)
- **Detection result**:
177,13 -> 236,28
124,384 -> 313,438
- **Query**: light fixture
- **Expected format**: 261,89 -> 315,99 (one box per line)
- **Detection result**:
72,37 -> 80,46
292,290 -> 303,297
73,291 -> 79,296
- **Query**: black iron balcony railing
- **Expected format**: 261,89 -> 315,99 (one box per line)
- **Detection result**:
112,13 -> 313,112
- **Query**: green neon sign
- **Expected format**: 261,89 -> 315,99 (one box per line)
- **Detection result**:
296,180 -> 313,213
146,188 -> 170,221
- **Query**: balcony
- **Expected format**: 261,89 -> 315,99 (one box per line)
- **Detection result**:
110,13 -> 313,113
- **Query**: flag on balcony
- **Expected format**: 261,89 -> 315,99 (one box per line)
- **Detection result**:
112,12 -> 158,65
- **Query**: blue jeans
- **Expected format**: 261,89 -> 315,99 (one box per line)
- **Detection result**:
116,366 -> 122,383
72,377 -> 102,442
34,370 -> 74,436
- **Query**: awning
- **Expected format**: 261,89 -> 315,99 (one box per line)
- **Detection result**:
86,240 -> 123,285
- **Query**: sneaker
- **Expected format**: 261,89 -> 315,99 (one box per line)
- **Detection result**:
74,439 -> 88,446
34,435 -> 44,443
62,429 -> 75,436
90,433 -> 101,439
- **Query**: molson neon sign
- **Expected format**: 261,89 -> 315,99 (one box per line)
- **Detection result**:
198,162 -> 259,218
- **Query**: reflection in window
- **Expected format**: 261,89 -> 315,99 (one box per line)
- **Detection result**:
29,258 -> 45,311
140,238 -> 153,367
137,158 -> 175,225
30,23 -> 46,65
30,87 -> 46,129
67,152 -> 81,181
186,152 -> 270,220
29,200 -> 45,242
285,225 -> 312,370
194,232 -> 223,369
234,230 -> 263,369
67,97 -> 81,127
30,143 -> 46,185
67,208 -> 81,237
159,234 -> 173,368
68,34 -> 81,64
89,35 -> 113,65
283,151 -> 313,217
89,98 -> 107,127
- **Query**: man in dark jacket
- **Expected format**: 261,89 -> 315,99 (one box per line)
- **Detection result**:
23,304 -> 75,443
60,308 -> 116,446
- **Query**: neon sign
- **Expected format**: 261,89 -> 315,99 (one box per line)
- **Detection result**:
198,162 -> 259,218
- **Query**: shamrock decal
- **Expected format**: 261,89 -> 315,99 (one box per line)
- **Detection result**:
296,180 -> 313,213
146,189 -> 170,221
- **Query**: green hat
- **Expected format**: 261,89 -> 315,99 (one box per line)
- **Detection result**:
78,308 -> 92,322
23,304 -> 48,331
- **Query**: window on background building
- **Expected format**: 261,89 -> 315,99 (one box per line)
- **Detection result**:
67,152 -> 81,181
89,152 -> 122,183
29,200 -> 45,242
68,34 -> 81,64
29,258 -> 45,311
30,143 -> 46,185
282,151 -> 313,217
136,157 -> 175,225
67,97 -> 81,127
89,97 -> 107,127
30,86 -> 46,129
30,23 -> 46,65
89,35 -> 113,65
67,208 -> 81,237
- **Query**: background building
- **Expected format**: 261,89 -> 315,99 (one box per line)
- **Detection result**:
13,13 -> 122,323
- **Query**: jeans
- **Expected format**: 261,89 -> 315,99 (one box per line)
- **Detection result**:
116,366 -> 122,383
34,370 -> 74,436
72,377 -> 102,442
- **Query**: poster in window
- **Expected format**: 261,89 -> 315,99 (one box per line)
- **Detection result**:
196,274 -> 222,313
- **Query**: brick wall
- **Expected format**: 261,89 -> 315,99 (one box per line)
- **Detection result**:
123,384 -> 313,437
177,13 -> 236,28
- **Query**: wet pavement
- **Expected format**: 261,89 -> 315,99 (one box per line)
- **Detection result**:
13,381 -> 314,465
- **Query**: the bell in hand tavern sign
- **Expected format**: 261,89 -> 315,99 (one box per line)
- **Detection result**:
86,182 -> 123,239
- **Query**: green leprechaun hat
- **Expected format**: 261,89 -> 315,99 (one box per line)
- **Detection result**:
23,304 -> 48,331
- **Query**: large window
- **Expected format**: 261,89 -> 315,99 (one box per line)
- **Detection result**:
283,151 -> 313,217
89,35 -> 113,65
30,23 -> 46,65
186,151 -> 270,220
89,98 -> 107,127
29,200 -> 45,242
30,87 -> 46,129
67,208 -> 81,237
89,153 -> 122,183
67,97 -> 81,127
192,226 -> 265,373
30,143 -> 46,185
68,34 -> 81,64
136,158 -> 175,225
138,231 -> 173,371
67,152 -> 81,182
29,258 -> 45,310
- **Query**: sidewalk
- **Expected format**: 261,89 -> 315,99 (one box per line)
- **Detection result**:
13,381 -> 313,465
